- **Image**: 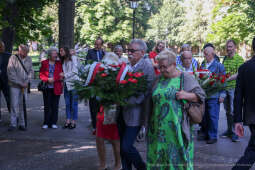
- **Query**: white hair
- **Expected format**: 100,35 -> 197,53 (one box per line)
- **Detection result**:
47,47 -> 58,57
156,49 -> 176,65
114,45 -> 123,52
130,39 -> 148,52
204,46 -> 215,55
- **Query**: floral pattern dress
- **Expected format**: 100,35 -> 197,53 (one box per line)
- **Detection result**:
147,76 -> 194,170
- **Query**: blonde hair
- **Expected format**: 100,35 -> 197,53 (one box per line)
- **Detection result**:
19,44 -> 29,53
0,41 -> 5,53
156,49 -> 176,65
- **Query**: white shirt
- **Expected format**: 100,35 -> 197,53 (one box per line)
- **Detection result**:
62,55 -> 80,91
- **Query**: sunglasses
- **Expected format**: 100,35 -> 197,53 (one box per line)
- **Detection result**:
127,49 -> 140,53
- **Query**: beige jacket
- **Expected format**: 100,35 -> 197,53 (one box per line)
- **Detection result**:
7,54 -> 33,88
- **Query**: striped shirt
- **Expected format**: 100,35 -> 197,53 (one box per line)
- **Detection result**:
223,54 -> 244,89
176,55 -> 198,72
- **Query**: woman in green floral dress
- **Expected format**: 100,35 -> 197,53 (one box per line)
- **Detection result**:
147,50 -> 206,170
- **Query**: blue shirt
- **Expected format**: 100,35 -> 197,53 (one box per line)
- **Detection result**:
48,63 -> 55,88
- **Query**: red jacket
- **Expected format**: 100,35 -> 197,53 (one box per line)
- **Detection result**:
39,59 -> 63,95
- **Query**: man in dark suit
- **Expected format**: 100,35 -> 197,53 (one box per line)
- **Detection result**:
86,37 -> 105,133
232,37 -> 255,170
0,41 -> 11,121
86,37 -> 105,62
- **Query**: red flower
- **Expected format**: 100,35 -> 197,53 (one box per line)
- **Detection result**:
221,78 -> 226,83
99,67 -> 105,71
199,73 -> 205,79
128,78 -> 138,83
127,72 -> 133,77
133,72 -> 144,78
120,80 -> 128,84
197,69 -> 209,72
100,73 -> 107,77
209,81 -> 215,86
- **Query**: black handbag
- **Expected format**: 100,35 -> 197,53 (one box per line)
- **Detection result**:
37,81 -> 47,92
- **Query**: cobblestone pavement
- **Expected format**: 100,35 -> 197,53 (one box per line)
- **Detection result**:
0,80 -> 253,170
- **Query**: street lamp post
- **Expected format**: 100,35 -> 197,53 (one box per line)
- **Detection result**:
129,0 -> 140,39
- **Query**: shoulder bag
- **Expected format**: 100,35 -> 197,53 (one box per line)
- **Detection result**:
180,72 -> 204,124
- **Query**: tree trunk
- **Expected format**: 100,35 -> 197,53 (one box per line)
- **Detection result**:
1,2 -> 19,53
58,0 -> 75,49
1,27 -> 15,53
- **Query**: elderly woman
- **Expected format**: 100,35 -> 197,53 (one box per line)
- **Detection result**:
147,49 -> 205,170
113,45 -> 128,63
39,47 -> 63,129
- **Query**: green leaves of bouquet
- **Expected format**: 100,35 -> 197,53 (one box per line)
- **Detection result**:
73,63 -> 148,107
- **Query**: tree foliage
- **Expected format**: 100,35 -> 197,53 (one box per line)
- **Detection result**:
75,0 -> 157,46
75,0 -> 132,46
145,0 -> 184,46
207,0 -> 255,49
178,0 -> 214,49
0,0 -> 55,51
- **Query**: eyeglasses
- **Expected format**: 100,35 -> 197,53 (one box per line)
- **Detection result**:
127,49 -> 140,53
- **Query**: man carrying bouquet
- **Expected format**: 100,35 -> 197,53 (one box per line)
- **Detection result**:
119,39 -> 155,170
200,46 -> 226,144
221,40 -> 244,142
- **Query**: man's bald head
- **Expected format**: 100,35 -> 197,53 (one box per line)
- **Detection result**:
204,46 -> 215,63
182,51 -> 192,58
204,47 -> 215,55
181,51 -> 193,69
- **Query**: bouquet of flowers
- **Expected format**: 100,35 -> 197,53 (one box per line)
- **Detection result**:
193,69 -> 230,97
73,62 -> 148,124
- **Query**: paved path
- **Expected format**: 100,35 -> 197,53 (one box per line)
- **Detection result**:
0,81 -> 253,170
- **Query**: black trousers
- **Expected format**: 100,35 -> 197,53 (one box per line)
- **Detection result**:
43,88 -> 60,126
89,97 -> 100,129
0,79 -> 11,119
232,125 -> 255,170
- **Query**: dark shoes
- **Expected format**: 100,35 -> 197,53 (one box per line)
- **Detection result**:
232,134 -> 240,142
18,126 -> 27,131
63,123 -> 71,129
69,123 -> 76,129
63,123 -> 76,129
220,131 -> 240,142
206,139 -> 217,144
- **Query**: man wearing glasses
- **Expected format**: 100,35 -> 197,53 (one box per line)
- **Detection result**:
119,39 -> 155,170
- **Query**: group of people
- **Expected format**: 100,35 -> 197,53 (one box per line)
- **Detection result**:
1,36 -> 255,170
0,42 -> 80,131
